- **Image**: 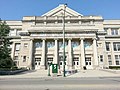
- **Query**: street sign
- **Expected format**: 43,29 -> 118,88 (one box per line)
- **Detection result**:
52,64 -> 58,73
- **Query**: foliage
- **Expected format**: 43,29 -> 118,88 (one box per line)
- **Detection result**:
109,66 -> 120,70
0,20 -> 14,69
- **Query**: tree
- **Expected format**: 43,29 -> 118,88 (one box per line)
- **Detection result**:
0,20 -> 14,69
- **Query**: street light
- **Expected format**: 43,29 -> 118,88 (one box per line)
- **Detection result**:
63,4 -> 67,77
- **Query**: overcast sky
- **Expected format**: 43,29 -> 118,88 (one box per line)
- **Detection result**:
0,0 -> 120,20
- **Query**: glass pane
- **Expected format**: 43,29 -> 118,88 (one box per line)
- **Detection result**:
74,62 -> 75,65
116,61 -> 119,65
113,44 -> 117,51
72,41 -> 79,48
86,62 -> 88,65
89,62 -> 91,65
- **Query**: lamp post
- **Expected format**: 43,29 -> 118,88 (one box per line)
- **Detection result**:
63,4 -> 67,77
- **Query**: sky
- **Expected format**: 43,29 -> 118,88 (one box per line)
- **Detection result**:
0,0 -> 120,20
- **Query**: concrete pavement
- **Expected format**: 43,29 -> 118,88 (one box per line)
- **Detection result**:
68,69 -> 120,77
0,69 -> 120,79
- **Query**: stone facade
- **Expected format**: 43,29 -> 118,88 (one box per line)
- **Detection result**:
5,4 -> 120,70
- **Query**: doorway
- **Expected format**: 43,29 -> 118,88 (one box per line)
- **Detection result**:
85,57 -> 93,69
35,58 -> 41,70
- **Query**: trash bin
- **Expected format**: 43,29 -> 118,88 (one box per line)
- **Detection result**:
83,66 -> 87,70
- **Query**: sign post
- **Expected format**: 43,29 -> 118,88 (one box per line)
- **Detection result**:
48,63 -> 52,76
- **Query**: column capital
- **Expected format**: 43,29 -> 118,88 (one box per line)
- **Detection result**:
54,38 -> 59,40
80,37 -> 85,40
92,38 -> 97,40
67,38 -> 72,40
42,38 -> 46,40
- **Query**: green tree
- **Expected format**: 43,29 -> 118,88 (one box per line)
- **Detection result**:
0,20 -> 14,69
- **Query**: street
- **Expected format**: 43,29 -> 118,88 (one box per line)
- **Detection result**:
0,77 -> 120,90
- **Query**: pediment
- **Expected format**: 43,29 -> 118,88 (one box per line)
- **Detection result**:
42,4 -> 83,16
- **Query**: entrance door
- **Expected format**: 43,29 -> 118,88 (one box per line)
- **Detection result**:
35,58 -> 41,70
85,57 -> 92,69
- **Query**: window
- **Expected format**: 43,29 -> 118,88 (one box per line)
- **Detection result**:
106,42 -> 110,51
24,43 -> 28,48
23,56 -> 26,62
82,21 -> 90,24
47,57 -> 53,61
16,29 -> 22,36
35,58 -> 41,61
59,41 -> 68,48
113,42 -> 120,51
14,56 -> 18,60
15,43 -> 20,51
77,62 -> 79,65
9,29 -> 15,36
74,62 -> 75,65
111,29 -> 118,35
108,55 -> 112,65
73,57 -> 79,65
100,55 -> 103,62
104,28 -> 108,35
47,41 -> 54,48
72,41 -> 79,48
60,62 -> 62,65
73,57 -> 79,61
35,42 -> 42,48
59,56 -> 67,61
115,55 -> 120,65
84,41 -> 91,48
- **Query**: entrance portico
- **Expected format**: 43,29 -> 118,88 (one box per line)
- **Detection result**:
30,37 -> 98,70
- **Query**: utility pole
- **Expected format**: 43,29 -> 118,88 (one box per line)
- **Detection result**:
63,4 -> 67,77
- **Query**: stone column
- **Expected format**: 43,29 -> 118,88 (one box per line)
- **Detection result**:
41,39 -> 46,69
111,42 -> 116,65
54,39 -> 58,64
68,39 -> 73,70
14,29 -> 17,36
93,38 -> 98,68
11,42 -> 15,60
80,38 -> 85,69
29,39 -> 33,70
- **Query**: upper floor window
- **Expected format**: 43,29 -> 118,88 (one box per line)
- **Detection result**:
16,29 -> 22,36
72,41 -> 79,48
106,42 -> 110,51
59,41 -> 68,48
113,42 -> 120,51
9,29 -> 15,36
47,41 -> 54,48
84,41 -> 92,48
81,21 -> 90,25
111,29 -> 118,35
15,43 -> 21,51
104,28 -> 108,35
35,42 -> 42,48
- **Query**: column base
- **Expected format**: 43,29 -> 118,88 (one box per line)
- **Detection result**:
40,65 -> 46,70
66,65 -> 73,70
93,65 -> 99,69
81,66 -> 87,70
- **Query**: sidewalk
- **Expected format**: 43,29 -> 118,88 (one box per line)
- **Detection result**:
68,69 -> 120,78
0,70 -> 49,79
0,69 -> 120,79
